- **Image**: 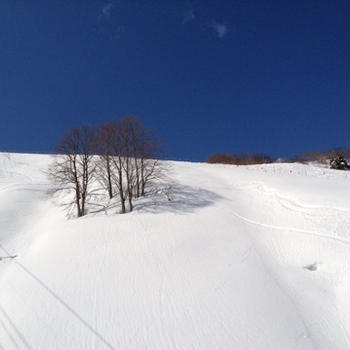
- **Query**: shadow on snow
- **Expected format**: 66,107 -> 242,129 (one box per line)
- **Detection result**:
87,184 -> 222,216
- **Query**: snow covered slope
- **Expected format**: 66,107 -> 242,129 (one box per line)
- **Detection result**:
0,152 -> 349,350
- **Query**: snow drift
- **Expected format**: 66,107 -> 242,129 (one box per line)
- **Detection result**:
0,152 -> 349,349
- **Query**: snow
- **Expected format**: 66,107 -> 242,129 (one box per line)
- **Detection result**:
0,152 -> 349,349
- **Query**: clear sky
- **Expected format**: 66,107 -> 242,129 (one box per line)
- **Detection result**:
0,0 -> 348,161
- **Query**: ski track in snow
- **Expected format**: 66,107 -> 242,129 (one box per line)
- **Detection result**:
229,207 -> 350,245
0,153 -> 349,349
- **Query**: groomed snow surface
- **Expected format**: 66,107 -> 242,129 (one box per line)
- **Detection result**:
0,152 -> 349,350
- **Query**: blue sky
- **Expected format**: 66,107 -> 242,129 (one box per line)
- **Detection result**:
0,0 -> 348,160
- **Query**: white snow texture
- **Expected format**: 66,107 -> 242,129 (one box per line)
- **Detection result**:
0,152 -> 349,349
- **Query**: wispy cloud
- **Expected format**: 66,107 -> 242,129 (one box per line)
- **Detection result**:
210,22 -> 228,39
182,8 -> 195,24
99,2 -> 114,20
97,2 -> 124,39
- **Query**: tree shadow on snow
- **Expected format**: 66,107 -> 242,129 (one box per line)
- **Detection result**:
133,184 -> 222,214
72,183 -> 221,217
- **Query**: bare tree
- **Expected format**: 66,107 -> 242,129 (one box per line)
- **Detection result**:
93,116 -> 165,214
119,116 -> 163,201
95,122 -> 117,199
48,125 -> 96,217
108,122 -> 127,213
139,139 -> 163,196
118,116 -> 138,212
95,118 -> 139,213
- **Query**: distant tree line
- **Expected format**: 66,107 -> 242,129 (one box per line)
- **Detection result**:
206,147 -> 350,169
290,148 -> 350,164
206,153 -> 273,165
48,116 -> 163,217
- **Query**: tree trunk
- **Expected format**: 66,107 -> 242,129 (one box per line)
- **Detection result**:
81,191 -> 86,217
140,158 -> 145,196
134,157 -> 140,198
128,195 -> 133,212
141,180 -> 145,196
76,188 -> 82,217
118,167 -> 126,214
120,197 -> 126,213
107,158 -> 113,199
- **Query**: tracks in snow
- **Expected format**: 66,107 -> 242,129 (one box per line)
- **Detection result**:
229,207 -> 350,245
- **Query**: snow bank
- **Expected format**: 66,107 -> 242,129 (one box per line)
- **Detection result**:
0,153 -> 349,349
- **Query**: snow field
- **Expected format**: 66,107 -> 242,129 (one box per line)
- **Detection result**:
0,153 -> 349,349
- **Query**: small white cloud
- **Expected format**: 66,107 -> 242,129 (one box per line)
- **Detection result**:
182,8 -> 195,24
100,2 -> 114,20
210,22 -> 228,39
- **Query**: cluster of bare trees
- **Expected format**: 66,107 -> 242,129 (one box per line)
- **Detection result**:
206,148 -> 350,167
49,116 -> 162,217
290,148 -> 350,164
206,153 -> 273,165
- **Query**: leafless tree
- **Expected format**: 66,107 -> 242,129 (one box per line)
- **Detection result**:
118,116 -> 139,212
95,121 -> 130,212
139,140 -> 163,196
93,116 -> 164,213
119,116 -> 163,200
95,122 -> 117,199
48,125 -> 96,217
105,122 -> 127,213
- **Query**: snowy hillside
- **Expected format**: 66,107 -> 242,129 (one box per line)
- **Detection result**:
0,152 -> 349,350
